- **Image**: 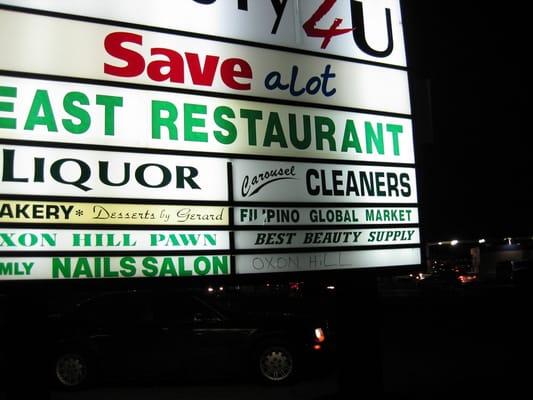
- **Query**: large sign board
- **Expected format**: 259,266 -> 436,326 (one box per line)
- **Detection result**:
0,75 -> 414,163
0,0 -> 420,280
0,0 -> 408,66
0,10 -> 410,114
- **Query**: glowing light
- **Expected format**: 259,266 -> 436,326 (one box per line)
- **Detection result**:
478,238 -> 486,244
314,328 -> 326,343
451,240 -> 459,246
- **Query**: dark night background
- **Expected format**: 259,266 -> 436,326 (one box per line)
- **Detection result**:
403,2 -> 529,242
1,2 -> 531,400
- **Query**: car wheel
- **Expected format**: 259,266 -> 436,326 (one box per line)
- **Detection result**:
257,345 -> 295,384
54,351 -> 89,389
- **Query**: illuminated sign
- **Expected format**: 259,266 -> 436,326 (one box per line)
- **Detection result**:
0,75 -> 414,163
0,0 -> 407,66
235,206 -> 419,225
236,248 -> 421,274
0,0 -> 421,279
233,159 -> 417,203
0,229 -> 230,251
0,255 -> 231,280
0,10 -> 411,114
235,228 -> 419,249
0,145 -> 229,200
0,200 -> 228,225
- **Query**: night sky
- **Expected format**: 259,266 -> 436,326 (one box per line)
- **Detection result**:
402,2 -> 529,242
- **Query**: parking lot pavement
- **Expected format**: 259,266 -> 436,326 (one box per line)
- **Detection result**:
48,374 -> 339,400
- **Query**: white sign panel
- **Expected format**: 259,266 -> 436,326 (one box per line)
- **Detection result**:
232,159 -> 417,203
0,199 -> 229,226
0,1 -> 422,277
236,248 -> 421,274
0,255 -> 231,280
0,144 -> 229,200
235,206 -> 419,225
0,10 -> 411,114
0,229 -> 230,251
0,75 -> 415,163
235,228 -> 419,249
0,0 -> 407,67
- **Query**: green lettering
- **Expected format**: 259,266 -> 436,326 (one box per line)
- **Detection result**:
365,209 -> 376,221
386,123 -> 403,156
24,89 -> 57,131
52,257 -> 70,278
315,116 -> 335,151
73,258 -> 93,278
341,120 -> 363,153
213,105 -> 237,144
263,112 -> 288,148
152,100 -> 178,140
142,256 -> 158,277
96,95 -> 123,136
184,103 -> 207,142
0,262 -> 13,275
178,257 -> 192,276
211,256 -> 229,275
289,113 -> 311,150
62,91 -> 91,134
240,108 -> 262,146
204,234 -> 216,246
194,256 -> 211,276
119,257 -> 137,277
160,258 -> 177,277
0,86 -> 17,129
365,122 -> 384,154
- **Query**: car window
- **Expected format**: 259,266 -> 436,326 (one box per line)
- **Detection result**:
153,293 -> 222,324
78,292 -> 154,325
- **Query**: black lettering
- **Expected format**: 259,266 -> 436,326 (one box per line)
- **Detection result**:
2,149 -> 28,182
306,169 -> 320,196
270,0 -> 288,33
135,164 -> 171,188
99,161 -> 130,187
400,173 -> 411,197
51,159 -> 91,191
350,1 -> 394,57
176,166 -> 200,189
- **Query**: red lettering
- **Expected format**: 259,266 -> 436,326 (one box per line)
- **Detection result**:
221,58 -> 253,90
104,32 -> 145,77
147,48 -> 185,82
303,0 -> 354,49
185,53 -> 219,86
103,32 -> 252,91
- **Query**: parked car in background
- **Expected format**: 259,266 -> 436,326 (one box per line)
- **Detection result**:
48,289 -> 332,389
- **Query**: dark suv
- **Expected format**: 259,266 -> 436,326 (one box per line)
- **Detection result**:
48,289 -> 331,389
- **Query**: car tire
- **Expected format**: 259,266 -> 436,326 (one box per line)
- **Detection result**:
53,351 -> 90,390
256,344 -> 295,384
